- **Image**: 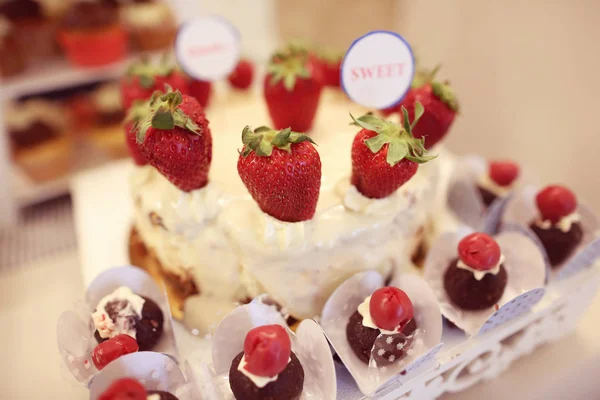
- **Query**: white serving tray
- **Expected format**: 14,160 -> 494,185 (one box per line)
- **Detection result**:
72,159 -> 600,399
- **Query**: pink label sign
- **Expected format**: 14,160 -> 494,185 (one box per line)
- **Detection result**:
175,16 -> 241,81
341,31 -> 415,109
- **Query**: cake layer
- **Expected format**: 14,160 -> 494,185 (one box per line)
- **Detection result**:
131,86 -> 439,323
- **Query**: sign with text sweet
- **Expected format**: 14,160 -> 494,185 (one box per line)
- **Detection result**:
341,31 -> 415,109
175,16 -> 241,81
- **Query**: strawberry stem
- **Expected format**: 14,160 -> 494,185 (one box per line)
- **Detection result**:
268,44 -> 312,91
240,126 -> 316,157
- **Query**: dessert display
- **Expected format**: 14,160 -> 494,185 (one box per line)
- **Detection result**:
57,267 -> 178,383
529,185 -> 583,267
424,227 -> 546,335
6,99 -> 72,181
198,301 -> 336,399
121,57 -> 190,110
227,59 -> 255,90
264,45 -> 323,131
119,0 -> 177,51
443,232 -> 508,310
58,0 -> 127,67
321,271 -> 442,395
92,286 -> 165,351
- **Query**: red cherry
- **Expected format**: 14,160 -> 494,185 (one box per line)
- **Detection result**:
242,324 -> 291,377
92,334 -> 139,370
458,232 -> 501,271
536,185 -> 577,223
98,378 -> 147,400
489,160 -> 520,187
369,287 -> 414,331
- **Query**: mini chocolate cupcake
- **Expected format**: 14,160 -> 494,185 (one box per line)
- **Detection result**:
92,286 -> 164,351
444,232 -> 508,310
229,324 -> 304,400
529,185 -> 583,267
345,286 -> 416,366
477,160 -> 520,207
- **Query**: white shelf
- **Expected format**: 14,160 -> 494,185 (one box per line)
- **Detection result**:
12,165 -> 71,207
0,51 -> 163,100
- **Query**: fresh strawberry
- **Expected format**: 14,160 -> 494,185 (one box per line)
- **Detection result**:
121,58 -> 190,111
189,79 -> 212,108
351,103 -> 436,199
397,65 -> 458,149
124,101 -> 149,166
313,49 -> 343,88
134,88 -> 212,192
264,45 -> 323,132
237,126 -> 321,222
228,59 -> 254,90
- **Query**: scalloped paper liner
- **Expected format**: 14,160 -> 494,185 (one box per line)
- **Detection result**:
89,352 -> 190,400
479,288 -> 546,335
57,266 -> 179,384
447,155 -> 531,234
423,228 -> 546,336
320,271 -> 442,395
503,185 -> 600,280
193,302 -> 336,399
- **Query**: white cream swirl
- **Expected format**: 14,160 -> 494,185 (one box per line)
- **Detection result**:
456,254 -> 505,281
237,356 -> 291,388
535,212 -> 580,233
357,295 -> 400,335
92,287 -> 145,339
478,173 -> 514,197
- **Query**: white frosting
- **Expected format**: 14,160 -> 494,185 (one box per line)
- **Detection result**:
121,3 -> 171,27
131,91 -> 437,319
91,287 -> 145,339
237,355 -> 290,388
146,395 -> 160,400
456,254 -> 505,281
93,83 -> 122,112
357,295 -> 400,335
535,211 -> 580,233
478,173 -> 514,197
5,100 -> 67,131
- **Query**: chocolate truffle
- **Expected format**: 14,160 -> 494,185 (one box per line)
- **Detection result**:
530,221 -> 583,267
229,351 -> 304,400
345,310 -> 417,365
147,390 -> 179,400
477,186 -> 498,208
94,295 -> 164,351
444,258 -> 507,310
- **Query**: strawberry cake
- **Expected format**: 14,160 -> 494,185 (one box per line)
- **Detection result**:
125,48 -> 457,331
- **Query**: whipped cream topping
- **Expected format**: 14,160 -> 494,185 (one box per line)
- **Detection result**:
146,395 -> 160,400
259,214 -> 306,250
456,254 -> 505,281
93,84 -> 122,112
92,287 -> 145,339
237,355 -> 291,388
535,212 -> 580,233
337,178 -> 421,215
357,295 -> 400,335
5,100 -> 68,131
477,173 -> 514,197
121,2 -> 172,27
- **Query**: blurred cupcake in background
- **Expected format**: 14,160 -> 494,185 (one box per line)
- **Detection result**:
0,16 -> 26,77
92,82 -> 124,126
58,1 -> 127,67
120,0 -> 177,51
6,99 -> 72,182
0,0 -> 58,65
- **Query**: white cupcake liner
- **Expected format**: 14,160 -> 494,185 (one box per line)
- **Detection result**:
447,155 -> 532,234
57,266 -> 179,384
190,302 -> 337,400
89,352 -> 191,400
423,226 -> 546,336
320,271 -> 442,395
503,185 -> 600,280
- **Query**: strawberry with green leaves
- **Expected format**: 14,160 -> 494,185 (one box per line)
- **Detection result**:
123,101 -> 149,166
264,45 -> 323,132
237,126 -> 321,223
312,49 -> 343,88
121,57 -> 190,110
134,87 -> 212,192
397,65 -> 459,149
351,102 -> 436,199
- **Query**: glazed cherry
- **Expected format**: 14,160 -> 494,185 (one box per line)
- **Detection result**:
369,287 -> 414,331
489,160 -> 520,187
536,185 -> 577,223
458,232 -> 501,271
98,378 -> 147,400
243,324 -> 291,377
92,334 -> 139,370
